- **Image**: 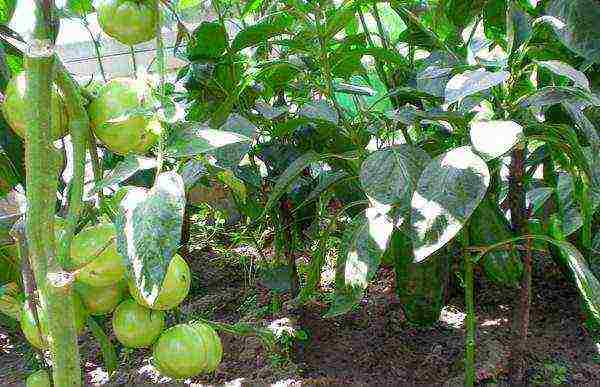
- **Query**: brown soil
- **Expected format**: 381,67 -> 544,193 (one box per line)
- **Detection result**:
1,250 -> 599,386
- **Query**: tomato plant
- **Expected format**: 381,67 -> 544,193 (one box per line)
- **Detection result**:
1,0 -> 600,384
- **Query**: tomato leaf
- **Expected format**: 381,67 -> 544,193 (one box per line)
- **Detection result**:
87,316 -> 118,375
166,124 -> 252,158
92,155 -> 157,193
115,172 -> 185,306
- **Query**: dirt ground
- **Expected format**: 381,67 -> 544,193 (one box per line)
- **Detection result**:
2,248 -> 600,386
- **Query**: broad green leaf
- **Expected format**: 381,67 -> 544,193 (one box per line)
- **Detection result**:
416,66 -> 453,97
445,69 -> 509,104
166,125 -> 251,158
298,100 -> 339,125
470,120 -> 523,159
520,86 -> 600,108
212,114 -> 258,169
386,104 -> 467,127
263,151 -> 321,215
507,2 -> 532,54
325,208 -> 394,318
410,146 -> 490,263
547,0 -> 600,63
187,22 -> 228,60
536,60 -> 590,90
325,4 -> 356,39
255,101 -> 288,119
115,172 -> 185,306
334,83 -> 376,96
483,0 -> 508,42
66,0 -> 93,16
87,316 -> 118,375
527,187 -> 554,215
563,102 -> 600,153
179,159 -> 207,189
359,145 -> 431,216
92,156 -> 157,193
231,13 -> 293,52
296,170 -> 349,211
556,152 -> 600,236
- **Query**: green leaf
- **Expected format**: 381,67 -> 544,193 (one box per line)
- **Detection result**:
360,145 -> 431,214
470,120 -> 523,159
166,124 -> 252,158
187,22 -> 228,60
179,159 -> 207,189
546,0 -> 600,63
115,172 -> 185,306
263,151 -> 321,215
563,102 -> 600,154
334,82 -> 376,96
66,0 -> 94,16
92,156 -> 157,193
325,208 -> 394,318
296,170 -> 349,210
0,0 -> 16,24
325,4 -> 356,39
298,100 -> 339,125
520,86 -> 600,108
536,60 -> 590,90
231,13 -> 293,52
410,146 -> 490,263
445,69 -> 509,104
507,2 -> 532,54
211,114 -> 258,169
87,316 -> 118,375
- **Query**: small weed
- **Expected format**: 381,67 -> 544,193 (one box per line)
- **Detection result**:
532,360 -> 569,385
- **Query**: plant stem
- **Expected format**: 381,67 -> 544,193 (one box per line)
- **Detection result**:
82,19 -> 107,82
25,3 -> 82,384
154,6 -> 166,180
130,45 -> 138,77
508,143 -> 529,384
55,60 -> 89,265
462,229 -> 476,386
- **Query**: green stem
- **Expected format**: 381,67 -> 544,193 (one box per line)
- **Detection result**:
462,230 -> 475,386
54,60 -> 89,265
130,45 -> 138,77
83,19 -> 107,82
154,7 -> 166,179
25,5 -> 82,384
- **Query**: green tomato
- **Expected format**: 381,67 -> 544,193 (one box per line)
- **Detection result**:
20,294 -> 88,350
96,0 -> 158,45
2,72 -> 69,140
191,322 -> 223,372
25,370 -> 50,387
74,280 -> 128,316
112,298 -> 164,348
69,223 -> 127,287
129,254 -> 190,310
88,78 -> 160,155
153,323 -> 222,379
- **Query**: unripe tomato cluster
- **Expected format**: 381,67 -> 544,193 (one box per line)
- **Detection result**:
19,223 -> 222,380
